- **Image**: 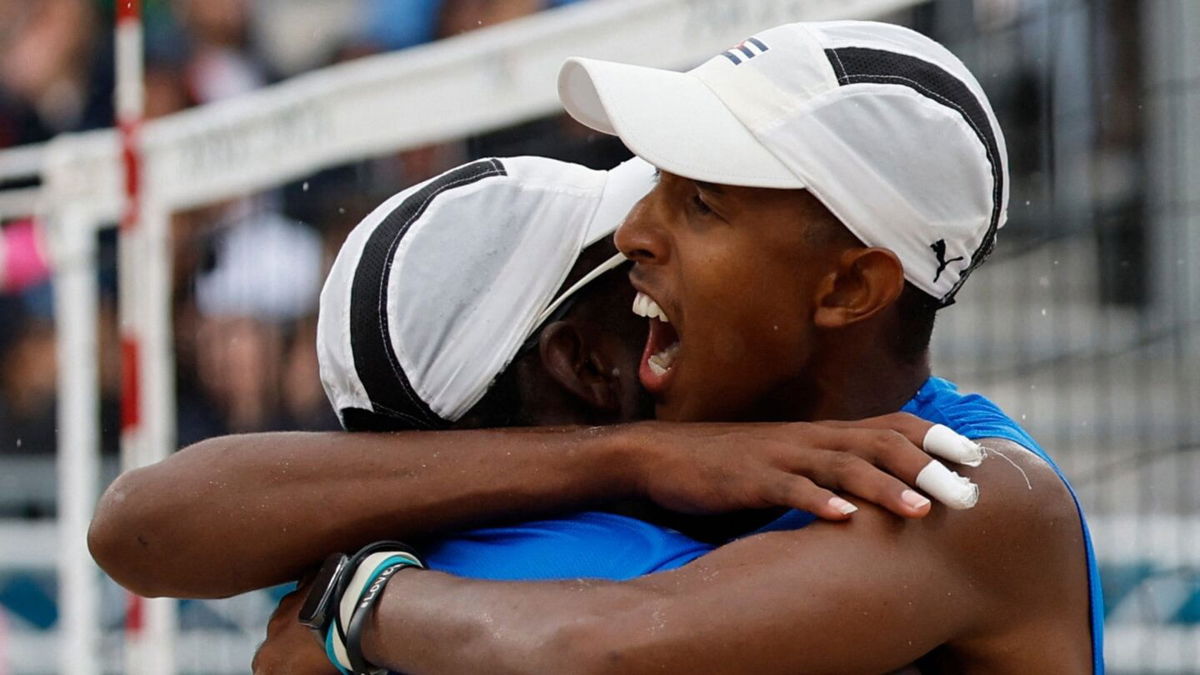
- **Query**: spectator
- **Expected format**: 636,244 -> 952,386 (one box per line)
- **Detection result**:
188,200 -> 334,433
0,0 -> 113,147
173,0 -> 266,103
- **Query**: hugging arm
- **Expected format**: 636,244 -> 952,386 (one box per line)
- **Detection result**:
360,510 -> 980,675
88,415 -> 955,599
89,426 -> 634,598
356,440 -> 1089,675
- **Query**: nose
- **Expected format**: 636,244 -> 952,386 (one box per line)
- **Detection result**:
614,188 -> 669,265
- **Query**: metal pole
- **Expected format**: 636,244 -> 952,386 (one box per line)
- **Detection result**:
115,1 -> 177,673
52,207 -> 101,675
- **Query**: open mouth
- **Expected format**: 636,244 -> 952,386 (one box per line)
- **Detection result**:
632,291 -> 680,393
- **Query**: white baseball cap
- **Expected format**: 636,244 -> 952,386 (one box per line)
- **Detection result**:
559,20 -> 1009,305
317,155 -> 656,430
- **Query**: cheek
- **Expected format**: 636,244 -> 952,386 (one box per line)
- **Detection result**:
717,305 -> 807,369
698,261 -> 809,361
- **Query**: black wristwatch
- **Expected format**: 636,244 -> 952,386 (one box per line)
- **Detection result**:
299,541 -> 425,675
298,551 -> 352,635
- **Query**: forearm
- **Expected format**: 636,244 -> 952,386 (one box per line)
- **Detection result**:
88,427 -> 638,598
358,511 -> 977,675
362,571 -> 643,675
360,562 -> 790,675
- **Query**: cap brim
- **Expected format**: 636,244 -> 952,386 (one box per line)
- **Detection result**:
559,57 -> 802,189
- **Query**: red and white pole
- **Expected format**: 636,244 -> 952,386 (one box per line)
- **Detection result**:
116,1 -> 176,673
116,0 -> 143,449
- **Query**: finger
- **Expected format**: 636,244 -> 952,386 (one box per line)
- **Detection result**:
922,424 -> 983,467
915,460 -> 979,509
786,450 -> 930,519
822,451 -> 934,518
809,428 -> 931,486
267,590 -> 303,626
767,474 -> 860,520
828,431 -> 976,511
821,415 -> 984,468
816,411 -> 932,448
787,426 -> 977,513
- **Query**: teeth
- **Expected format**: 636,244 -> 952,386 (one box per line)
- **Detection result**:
631,292 -> 670,323
647,342 -> 680,377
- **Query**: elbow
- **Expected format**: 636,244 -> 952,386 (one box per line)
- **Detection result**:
88,468 -> 172,597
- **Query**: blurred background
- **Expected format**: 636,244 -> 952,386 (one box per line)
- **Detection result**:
0,0 -> 1196,672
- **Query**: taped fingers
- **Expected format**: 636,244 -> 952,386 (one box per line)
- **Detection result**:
915,460 -> 979,510
803,429 -> 973,514
923,424 -> 984,467
818,414 -> 986,468
860,433 -> 979,511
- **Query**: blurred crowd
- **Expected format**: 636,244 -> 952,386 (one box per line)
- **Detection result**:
0,0 -> 629,476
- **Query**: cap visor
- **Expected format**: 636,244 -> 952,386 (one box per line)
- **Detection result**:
560,58 -> 801,189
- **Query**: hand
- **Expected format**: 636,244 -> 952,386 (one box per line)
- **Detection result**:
252,584 -> 339,675
628,413 -> 982,520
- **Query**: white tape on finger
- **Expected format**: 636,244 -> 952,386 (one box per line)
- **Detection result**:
923,424 -> 983,467
915,460 -> 980,510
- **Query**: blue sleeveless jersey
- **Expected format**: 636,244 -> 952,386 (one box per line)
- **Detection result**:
422,511 -> 710,580
422,376 -> 1103,671
901,377 -> 1105,673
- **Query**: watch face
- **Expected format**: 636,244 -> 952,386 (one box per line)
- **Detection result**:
299,553 -> 349,632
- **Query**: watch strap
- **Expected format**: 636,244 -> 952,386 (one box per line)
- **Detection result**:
323,542 -> 425,675
345,558 -> 418,674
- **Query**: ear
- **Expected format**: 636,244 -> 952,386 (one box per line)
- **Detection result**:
813,248 -> 906,328
538,320 -> 621,412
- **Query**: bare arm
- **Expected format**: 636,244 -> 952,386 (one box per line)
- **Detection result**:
89,415 -> 955,599
358,440 -> 1091,675
89,426 -> 633,597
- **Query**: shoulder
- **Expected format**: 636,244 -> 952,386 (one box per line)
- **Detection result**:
960,437 -> 1082,546
928,438 -> 1086,624
820,437 -> 1085,618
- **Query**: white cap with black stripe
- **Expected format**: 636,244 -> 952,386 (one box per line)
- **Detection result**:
559,20 -> 1008,305
317,156 -> 656,430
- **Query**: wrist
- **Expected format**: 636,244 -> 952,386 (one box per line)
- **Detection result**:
597,422 -> 660,500
301,542 -> 425,675
358,569 -> 427,669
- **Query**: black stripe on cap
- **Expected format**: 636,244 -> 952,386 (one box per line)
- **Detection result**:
824,47 -> 1002,306
347,158 -> 507,430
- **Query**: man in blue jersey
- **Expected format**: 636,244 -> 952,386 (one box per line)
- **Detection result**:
88,157 -> 963,602
269,20 -> 1101,675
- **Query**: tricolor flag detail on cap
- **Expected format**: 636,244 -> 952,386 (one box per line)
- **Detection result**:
721,37 -> 769,65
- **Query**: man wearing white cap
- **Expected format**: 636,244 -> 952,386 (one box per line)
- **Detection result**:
283,21 -> 1101,675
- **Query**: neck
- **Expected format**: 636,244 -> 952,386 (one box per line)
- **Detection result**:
757,349 -> 931,423
813,353 -> 931,421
